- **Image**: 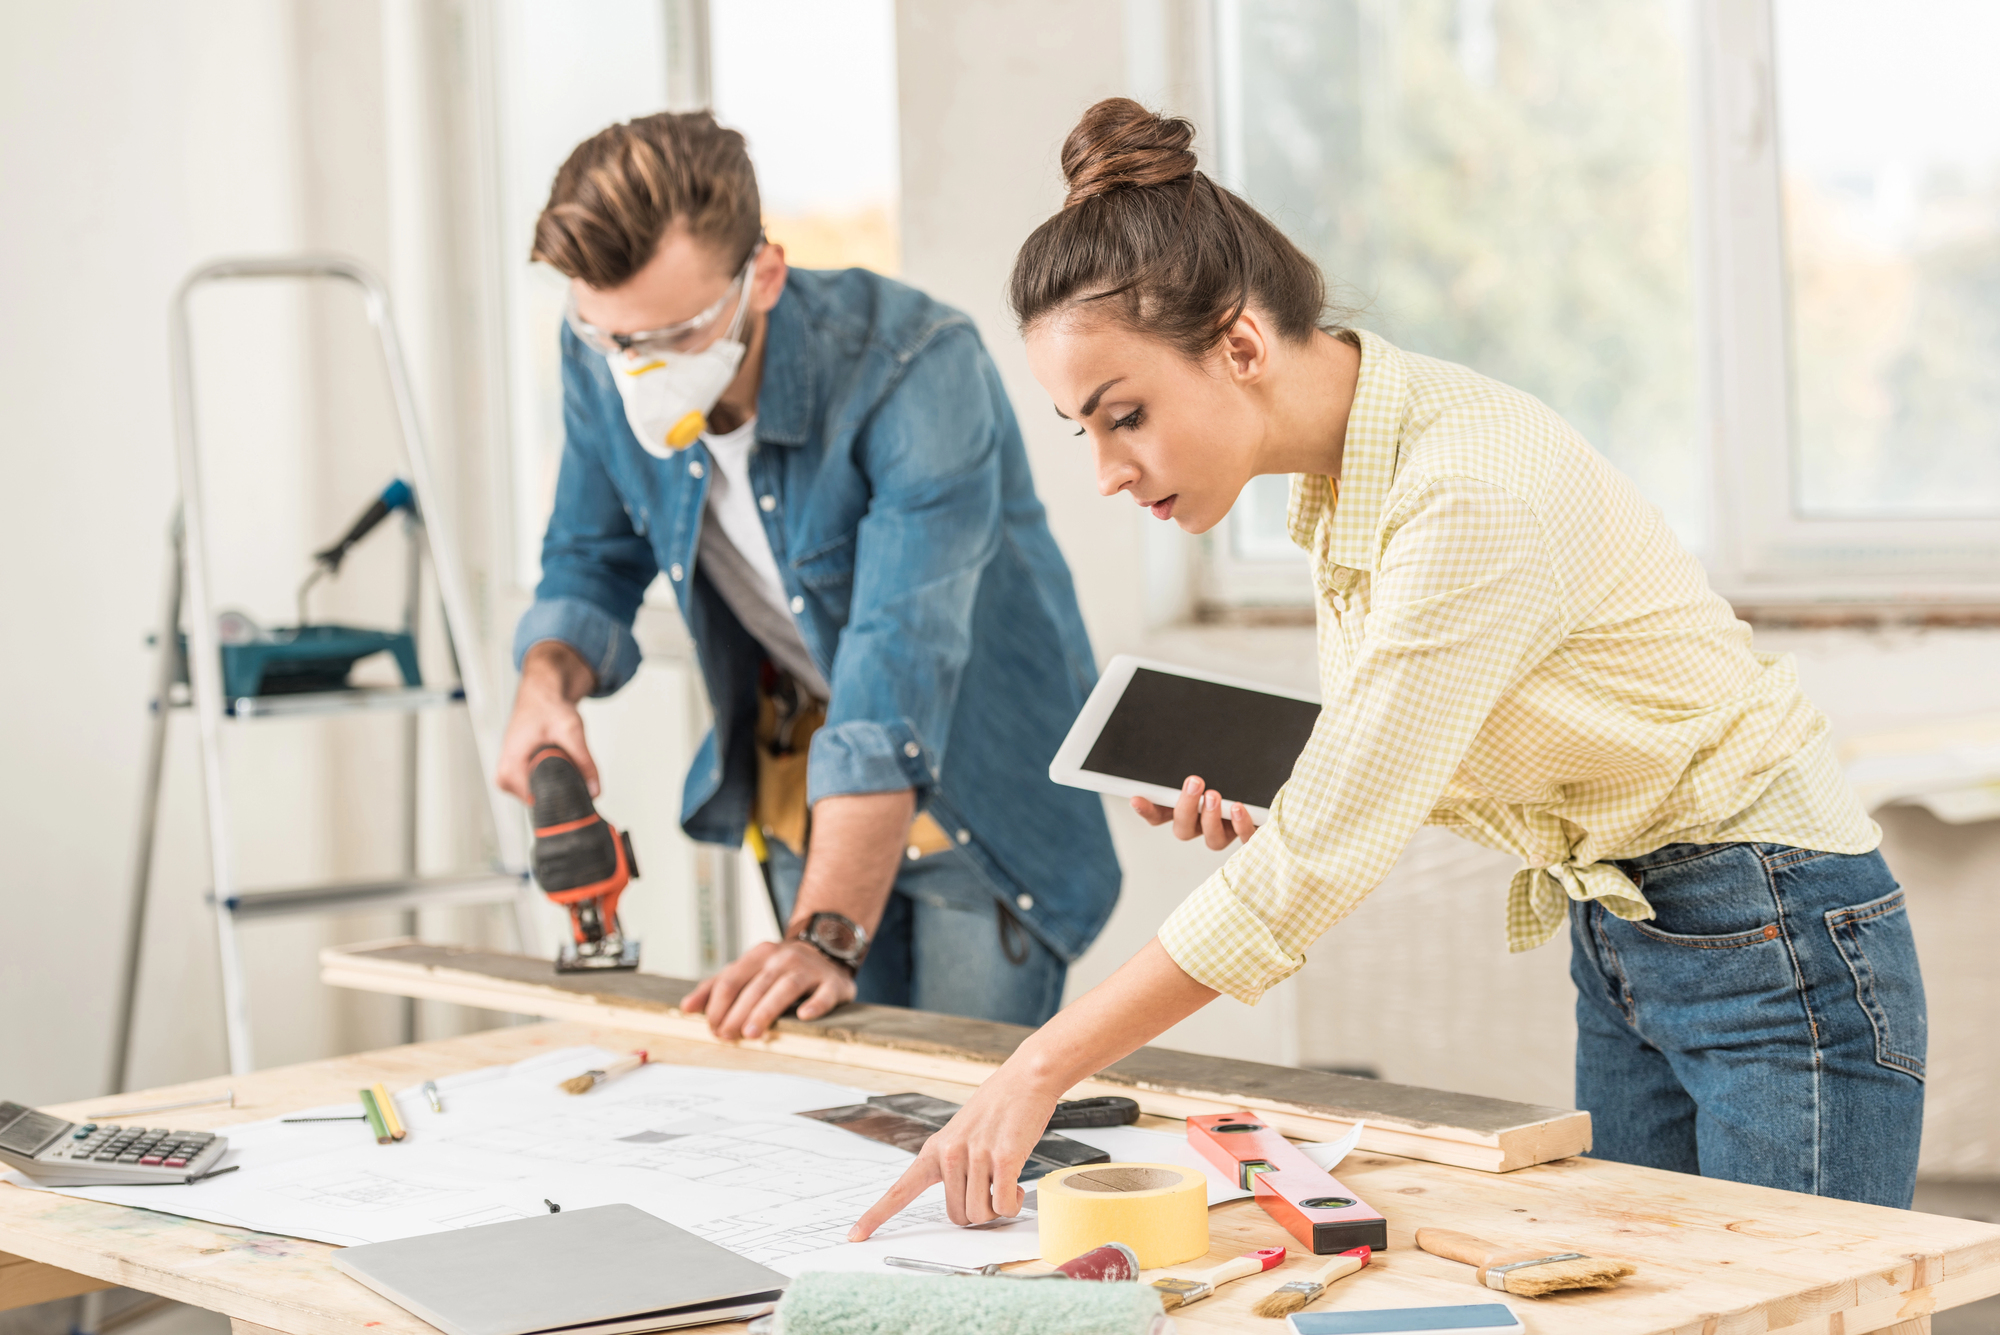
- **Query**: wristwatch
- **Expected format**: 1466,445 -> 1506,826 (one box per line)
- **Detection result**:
791,911 -> 869,974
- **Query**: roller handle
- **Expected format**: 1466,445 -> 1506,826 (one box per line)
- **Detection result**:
314,478 -> 414,572
1417,1227 -> 1547,1275
1193,1246 -> 1287,1289
1046,1096 -> 1140,1129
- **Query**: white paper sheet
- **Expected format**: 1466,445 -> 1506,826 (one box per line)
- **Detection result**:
10,1048 -> 1039,1277
1299,1119 -> 1366,1173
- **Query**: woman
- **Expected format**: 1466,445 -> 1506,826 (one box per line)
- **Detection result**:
851,99 -> 1924,1240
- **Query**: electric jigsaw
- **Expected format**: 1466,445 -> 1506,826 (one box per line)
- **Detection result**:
528,747 -> 642,971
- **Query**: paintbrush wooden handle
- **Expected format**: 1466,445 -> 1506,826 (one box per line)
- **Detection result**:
1192,1246 -> 1287,1289
1417,1228 -> 1552,1273
1304,1250 -> 1369,1287
598,1052 -> 647,1078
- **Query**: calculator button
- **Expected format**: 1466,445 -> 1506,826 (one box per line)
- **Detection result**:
115,1154 -> 142,1164
138,1155 -> 164,1166
163,1158 -> 188,1168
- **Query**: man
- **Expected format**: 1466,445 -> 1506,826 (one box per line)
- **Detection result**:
497,111 -> 1118,1038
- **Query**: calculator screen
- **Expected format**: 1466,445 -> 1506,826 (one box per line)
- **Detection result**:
0,1109 -> 69,1157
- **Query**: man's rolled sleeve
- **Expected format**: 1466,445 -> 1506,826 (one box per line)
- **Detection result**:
511,595 -> 641,698
806,718 -> 936,804
1158,867 -> 1305,1005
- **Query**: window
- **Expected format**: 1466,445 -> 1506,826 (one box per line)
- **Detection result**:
1774,0 -> 2000,520
710,0 -> 900,276
1209,0 -> 2000,610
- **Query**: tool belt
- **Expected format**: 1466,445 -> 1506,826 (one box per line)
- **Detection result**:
752,667 -> 955,861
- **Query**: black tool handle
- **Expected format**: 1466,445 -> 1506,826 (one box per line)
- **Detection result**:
314,479 -> 414,573
1046,1096 -> 1141,1129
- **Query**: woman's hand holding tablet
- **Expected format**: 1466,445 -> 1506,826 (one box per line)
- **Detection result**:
1129,774 -> 1260,850
1049,655 -> 1321,831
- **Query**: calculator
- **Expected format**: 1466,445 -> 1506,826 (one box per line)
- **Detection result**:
0,1101 -> 229,1186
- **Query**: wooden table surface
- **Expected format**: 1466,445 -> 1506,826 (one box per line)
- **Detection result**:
2,1020 -> 1995,1335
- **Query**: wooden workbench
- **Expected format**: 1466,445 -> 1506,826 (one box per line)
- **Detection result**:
2,1020 -> 1996,1335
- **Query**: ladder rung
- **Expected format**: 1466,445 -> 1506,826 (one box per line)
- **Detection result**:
219,872 -> 529,921
225,685 -> 467,721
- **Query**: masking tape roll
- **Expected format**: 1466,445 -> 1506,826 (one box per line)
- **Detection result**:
1037,1162 -> 1208,1268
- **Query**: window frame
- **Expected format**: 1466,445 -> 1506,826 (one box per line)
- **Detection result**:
1696,0 -> 2000,606
1201,0 -> 2000,613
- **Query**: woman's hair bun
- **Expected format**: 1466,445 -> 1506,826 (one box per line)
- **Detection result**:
1060,98 -> 1198,209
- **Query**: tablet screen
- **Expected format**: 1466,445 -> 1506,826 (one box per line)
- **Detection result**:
1080,667 -> 1321,809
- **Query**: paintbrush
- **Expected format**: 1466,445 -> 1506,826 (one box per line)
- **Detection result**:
1251,1245 -> 1371,1319
1416,1227 -> 1634,1297
559,1051 -> 648,1095
1150,1246 -> 1286,1310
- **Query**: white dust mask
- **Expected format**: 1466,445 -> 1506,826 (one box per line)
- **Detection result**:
607,259 -> 755,456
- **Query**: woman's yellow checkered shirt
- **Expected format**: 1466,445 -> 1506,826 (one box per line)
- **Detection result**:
1157,331 -> 1878,1005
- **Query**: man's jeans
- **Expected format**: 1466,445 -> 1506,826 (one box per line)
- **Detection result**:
1570,842 -> 1926,1207
763,842 -> 1066,1027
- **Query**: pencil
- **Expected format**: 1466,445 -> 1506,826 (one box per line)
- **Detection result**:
370,1083 -> 407,1141
358,1087 -> 394,1144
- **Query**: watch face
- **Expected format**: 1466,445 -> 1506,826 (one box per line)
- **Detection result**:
808,913 -> 864,962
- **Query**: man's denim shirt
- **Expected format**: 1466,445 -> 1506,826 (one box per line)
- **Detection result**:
515,268 -> 1120,961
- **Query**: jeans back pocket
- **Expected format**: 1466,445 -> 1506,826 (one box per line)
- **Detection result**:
1825,890 -> 1927,1079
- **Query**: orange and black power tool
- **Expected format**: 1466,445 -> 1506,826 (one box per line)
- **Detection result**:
528,747 -> 641,972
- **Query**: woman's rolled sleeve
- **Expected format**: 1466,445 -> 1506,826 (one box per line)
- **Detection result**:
1157,867 -> 1305,1004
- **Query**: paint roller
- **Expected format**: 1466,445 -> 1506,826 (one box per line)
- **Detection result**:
750,1272 -> 1174,1335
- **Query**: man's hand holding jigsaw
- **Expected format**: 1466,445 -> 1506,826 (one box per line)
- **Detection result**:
499,641 -> 601,802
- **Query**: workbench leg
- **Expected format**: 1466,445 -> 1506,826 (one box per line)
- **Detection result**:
231,1320 -> 292,1335
0,1252 -> 115,1313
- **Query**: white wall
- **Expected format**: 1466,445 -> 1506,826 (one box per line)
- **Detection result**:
0,0 -> 524,1104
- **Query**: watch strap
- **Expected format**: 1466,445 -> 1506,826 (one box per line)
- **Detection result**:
792,911 -> 868,973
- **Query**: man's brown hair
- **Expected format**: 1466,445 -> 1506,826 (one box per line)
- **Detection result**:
532,111 -> 762,290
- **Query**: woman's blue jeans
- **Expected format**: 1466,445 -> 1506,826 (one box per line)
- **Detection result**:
1569,842 -> 1926,1207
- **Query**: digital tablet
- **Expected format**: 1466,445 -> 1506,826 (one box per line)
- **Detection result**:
1049,655 -> 1321,824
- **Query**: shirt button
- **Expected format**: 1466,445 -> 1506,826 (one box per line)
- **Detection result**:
688,460 -> 705,479
789,595 -> 805,614
759,494 -> 776,512
956,828 -> 970,844
902,741 -> 920,759
905,845 -> 921,861
1015,893 -> 1034,912
669,563 -> 684,581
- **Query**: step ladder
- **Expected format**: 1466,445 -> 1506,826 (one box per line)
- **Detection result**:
114,256 -> 541,1084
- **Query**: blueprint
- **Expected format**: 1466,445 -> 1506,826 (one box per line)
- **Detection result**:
16,1048 -> 1041,1276
10,1047 -> 1362,1276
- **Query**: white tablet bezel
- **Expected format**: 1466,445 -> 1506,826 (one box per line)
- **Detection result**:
1048,654 -> 1321,824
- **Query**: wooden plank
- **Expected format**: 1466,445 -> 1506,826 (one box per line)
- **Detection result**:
231,1321 -> 291,1335
1,1019 -> 1996,1335
0,1251 -> 114,1312
319,940 -> 1589,1173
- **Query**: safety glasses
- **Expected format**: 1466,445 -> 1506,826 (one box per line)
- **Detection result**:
565,243 -> 763,358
